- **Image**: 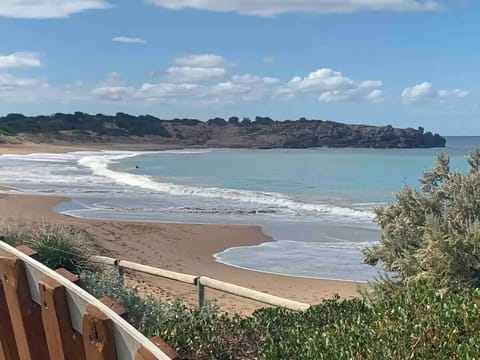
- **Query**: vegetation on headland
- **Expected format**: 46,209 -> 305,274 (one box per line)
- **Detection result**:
0,112 -> 445,148
3,151 -> 480,358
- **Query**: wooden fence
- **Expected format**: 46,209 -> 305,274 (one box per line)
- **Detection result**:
0,240 -> 177,360
92,256 -> 311,312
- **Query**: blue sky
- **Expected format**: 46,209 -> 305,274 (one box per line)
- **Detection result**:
0,0 -> 478,135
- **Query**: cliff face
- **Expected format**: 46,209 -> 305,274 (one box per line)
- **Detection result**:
0,113 -> 446,149
162,121 -> 446,149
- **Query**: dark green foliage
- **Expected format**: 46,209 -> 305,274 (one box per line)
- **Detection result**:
241,117 -> 252,126
364,150 -> 480,291
0,112 -> 171,138
81,273 -> 480,359
256,286 -> 480,359
228,116 -> 240,125
254,116 -> 274,125
207,117 -> 227,126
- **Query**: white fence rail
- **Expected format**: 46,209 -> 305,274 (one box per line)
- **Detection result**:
92,255 -> 311,312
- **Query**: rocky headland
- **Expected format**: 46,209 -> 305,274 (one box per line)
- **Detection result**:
0,113 -> 446,149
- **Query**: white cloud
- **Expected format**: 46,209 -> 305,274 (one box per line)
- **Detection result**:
402,82 -> 469,103
0,0 -> 111,19
164,66 -> 226,82
91,72 -> 135,101
0,73 -> 64,103
366,89 -> 383,102
174,54 -> 226,68
153,54 -> 228,83
438,88 -> 469,99
0,52 -> 42,69
0,73 -> 40,90
137,83 -> 204,102
401,82 -> 435,103
112,36 -> 147,44
135,73 -> 281,105
145,0 -> 438,16
91,86 -> 136,101
277,68 -> 383,103
208,74 -> 281,102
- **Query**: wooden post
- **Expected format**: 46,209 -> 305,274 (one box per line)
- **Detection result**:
196,277 -> 205,308
39,272 -> 86,360
0,253 -> 49,360
135,336 -> 179,360
99,296 -> 127,320
0,278 -> 19,360
114,259 -> 124,278
82,304 -> 117,360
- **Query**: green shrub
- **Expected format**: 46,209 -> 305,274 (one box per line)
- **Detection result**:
81,270 -> 259,359
82,273 -> 480,359
364,150 -> 480,291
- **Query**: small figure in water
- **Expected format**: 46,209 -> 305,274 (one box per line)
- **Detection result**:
135,165 -> 139,169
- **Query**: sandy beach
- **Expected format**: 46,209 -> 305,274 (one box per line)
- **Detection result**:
0,144 -> 360,314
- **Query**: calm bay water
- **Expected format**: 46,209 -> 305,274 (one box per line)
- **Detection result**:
1,136 -> 479,281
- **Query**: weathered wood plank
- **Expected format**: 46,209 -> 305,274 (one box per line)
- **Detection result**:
15,245 -> 38,259
0,279 -> 19,360
55,267 -> 80,283
82,304 -> 117,360
39,275 -> 86,360
0,340 -> 4,360
135,336 -> 178,360
0,254 -> 49,360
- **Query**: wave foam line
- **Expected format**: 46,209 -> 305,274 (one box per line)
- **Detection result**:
78,153 -> 374,220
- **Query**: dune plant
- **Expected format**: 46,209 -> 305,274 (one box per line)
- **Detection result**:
80,272 -> 480,359
364,150 -> 480,291
1,224 -> 94,274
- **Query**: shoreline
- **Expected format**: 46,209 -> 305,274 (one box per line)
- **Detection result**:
0,143 -> 361,314
62,201 -> 365,284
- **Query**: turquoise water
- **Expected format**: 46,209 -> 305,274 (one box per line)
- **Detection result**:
0,136 -> 479,280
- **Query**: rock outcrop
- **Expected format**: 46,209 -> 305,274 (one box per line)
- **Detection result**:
0,113 -> 446,149
161,120 -> 446,149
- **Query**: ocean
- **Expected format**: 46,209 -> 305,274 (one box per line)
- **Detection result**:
1,136 -> 479,281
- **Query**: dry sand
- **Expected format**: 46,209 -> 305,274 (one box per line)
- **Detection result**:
0,144 -> 361,314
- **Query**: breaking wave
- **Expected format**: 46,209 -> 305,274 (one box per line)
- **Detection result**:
78,153 -> 374,221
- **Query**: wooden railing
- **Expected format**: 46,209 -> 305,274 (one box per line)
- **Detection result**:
0,240 -> 177,360
92,256 -> 311,312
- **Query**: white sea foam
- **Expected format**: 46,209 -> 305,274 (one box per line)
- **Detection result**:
161,149 -> 214,154
77,152 -> 374,221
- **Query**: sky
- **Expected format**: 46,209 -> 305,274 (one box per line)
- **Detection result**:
0,0 -> 478,135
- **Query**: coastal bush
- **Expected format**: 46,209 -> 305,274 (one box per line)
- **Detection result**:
81,272 -> 480,359
3,223 -> 480,358
1,224 -> 94,274
364,150 -> 480,292
256,285 -> 480,359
